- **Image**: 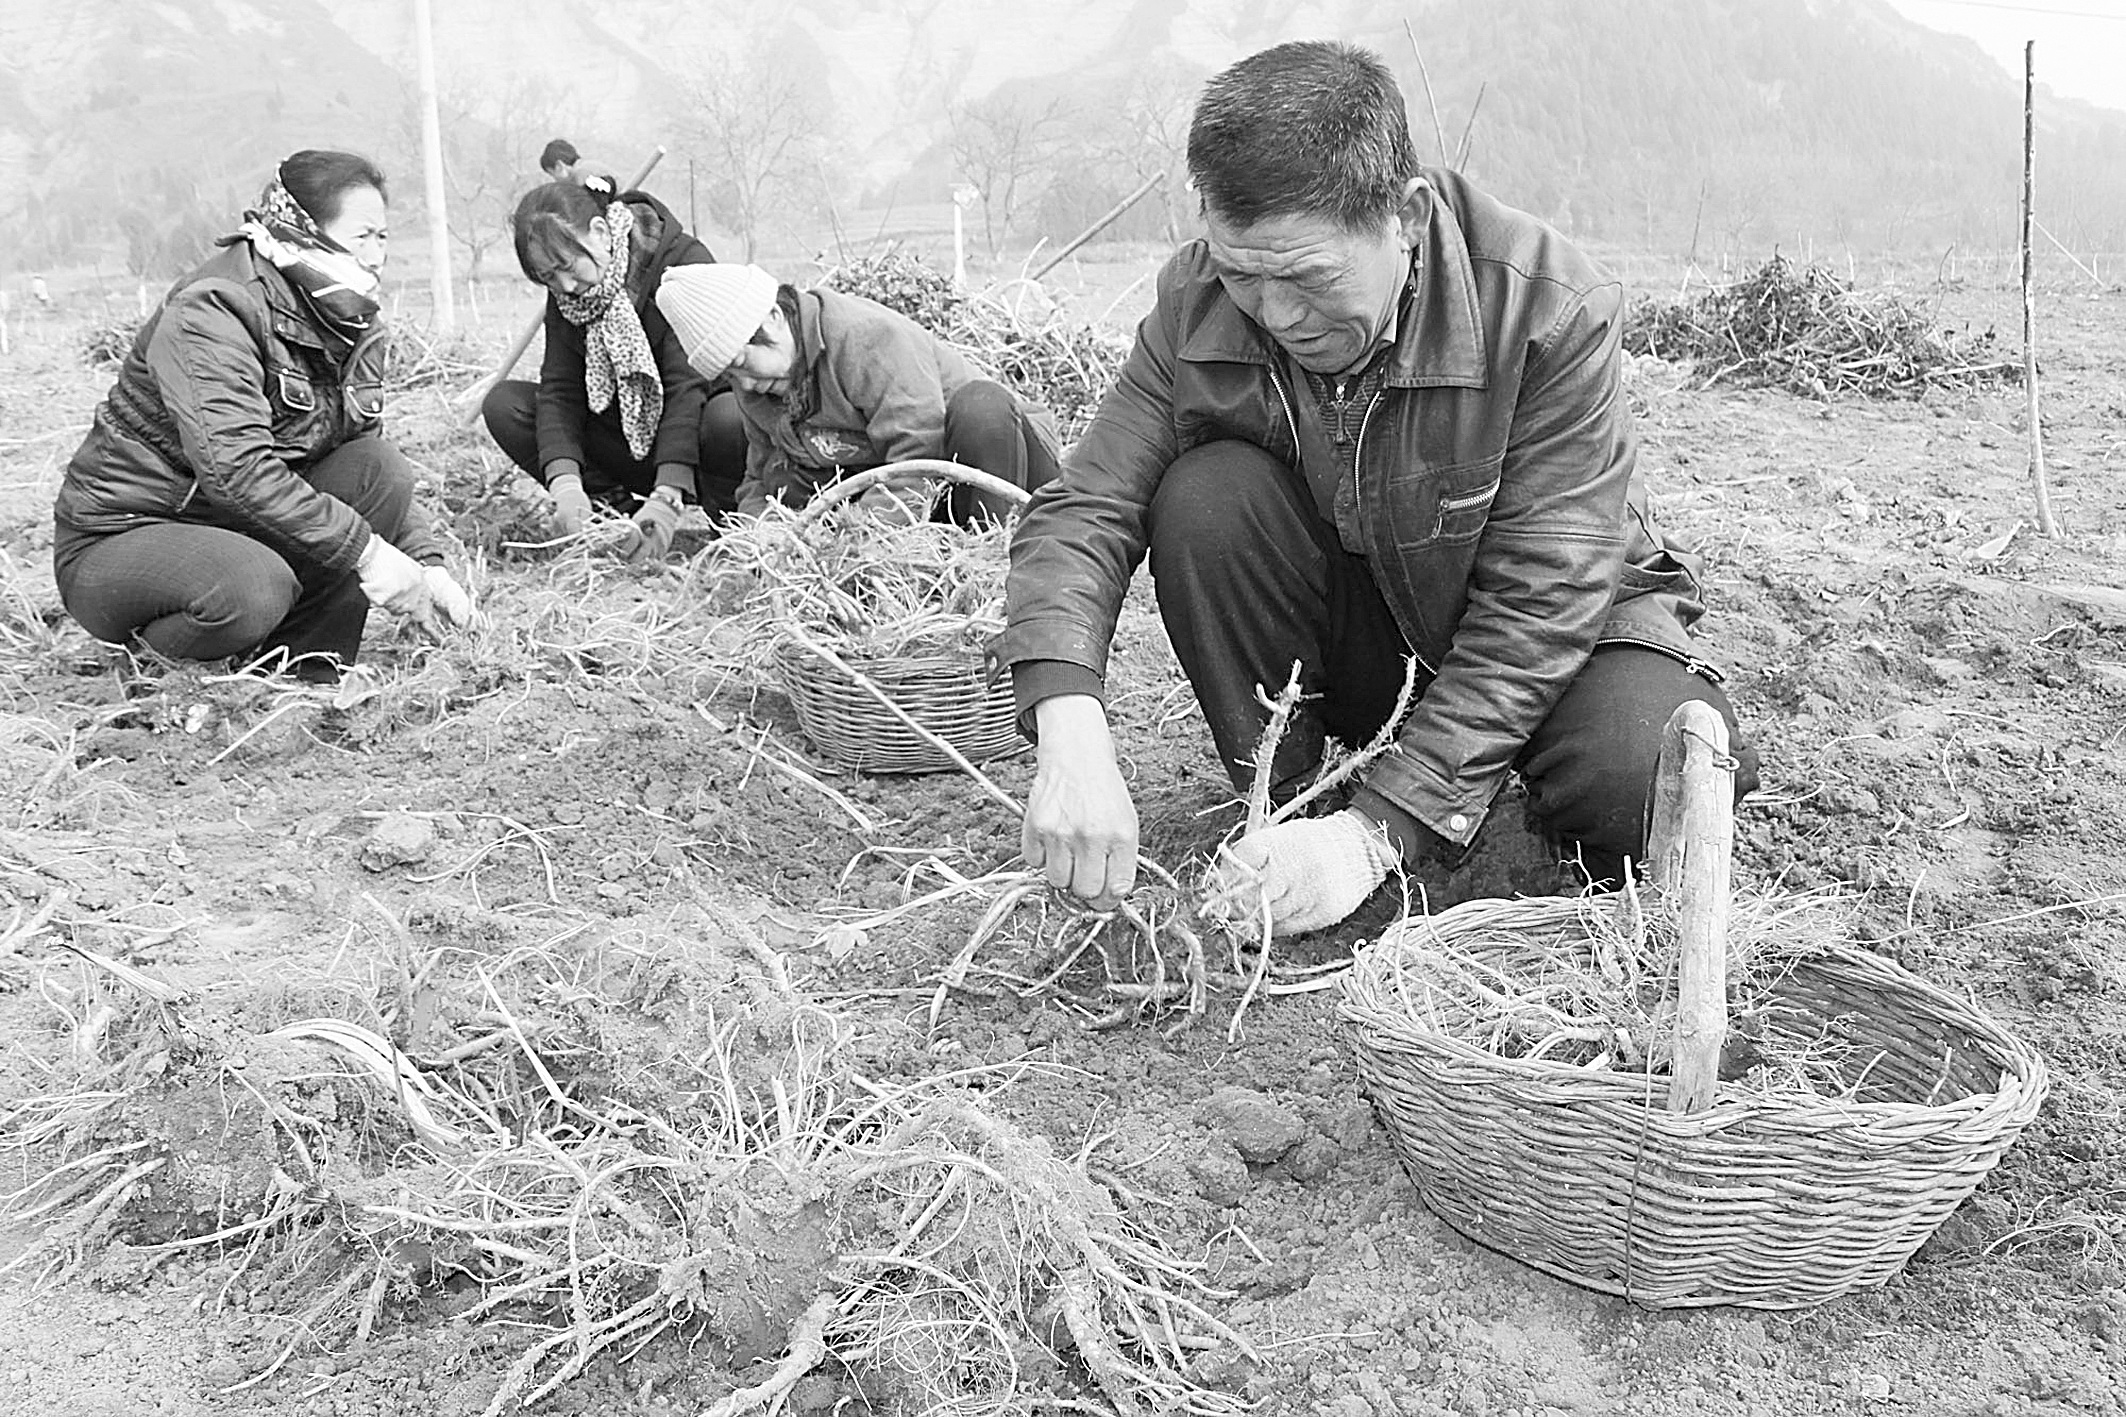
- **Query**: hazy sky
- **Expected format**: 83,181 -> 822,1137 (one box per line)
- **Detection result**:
1886,0 -> 2126,112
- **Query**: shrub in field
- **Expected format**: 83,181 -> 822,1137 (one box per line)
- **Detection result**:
80,315 -> 144,368
1623,255 -> 2017,399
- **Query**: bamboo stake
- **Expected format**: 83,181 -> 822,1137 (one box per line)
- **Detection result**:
2021,41 -> 2060,537
2033,220 -> 2110,292
1646,701 -> 1734,1115
1452,82 -> 1487,172
1030,172 -> 1166,282
455,146 -> 670,425
1401,19 -> 1452,167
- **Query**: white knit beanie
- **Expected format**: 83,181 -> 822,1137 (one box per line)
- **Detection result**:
655,263 -> 781,376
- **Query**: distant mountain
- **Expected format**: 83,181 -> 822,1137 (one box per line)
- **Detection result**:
2,0 -> 2121,275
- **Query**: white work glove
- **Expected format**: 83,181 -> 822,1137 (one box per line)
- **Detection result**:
548,471 -> 594,537
422,565 -> 474,630
356,536 -> 434,626
1205,808 -> 1399,938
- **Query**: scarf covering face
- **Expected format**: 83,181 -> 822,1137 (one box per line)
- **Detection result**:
552,201 -> 661,461
237,176 -> 383,352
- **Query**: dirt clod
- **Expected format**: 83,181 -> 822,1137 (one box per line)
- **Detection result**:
357,812 -> 437,871
1201,1085 -> 1306,1162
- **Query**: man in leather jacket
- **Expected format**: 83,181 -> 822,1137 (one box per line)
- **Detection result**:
998,40 -> 1758,936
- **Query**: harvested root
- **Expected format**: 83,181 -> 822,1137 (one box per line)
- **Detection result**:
1195,657 -> 1422,1041
3,921 -> 1255,1416
1371,885 -> 1858,1099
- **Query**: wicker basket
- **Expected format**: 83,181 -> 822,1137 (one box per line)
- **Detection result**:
1340,891 -> 2049,1309
773,460 -> 1028,775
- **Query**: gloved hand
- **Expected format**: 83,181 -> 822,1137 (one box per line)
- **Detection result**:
422,565 -> 475,630
626,487 -> 682,565
1204,807 -> 1399,938
356,536 -> 435,629
547,470 -> 593,538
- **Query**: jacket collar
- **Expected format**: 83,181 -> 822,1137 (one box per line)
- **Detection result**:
207,240 -> 329,352
1176,183 -> 1490,390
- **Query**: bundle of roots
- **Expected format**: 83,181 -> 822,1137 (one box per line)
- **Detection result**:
1,921 -> 1253,1415
1372,884 -> 1864,1101
702,495 -> 1013,668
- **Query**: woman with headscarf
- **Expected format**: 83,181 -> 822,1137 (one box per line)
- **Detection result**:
52,149 -> 471,680
479,176 -> 746,563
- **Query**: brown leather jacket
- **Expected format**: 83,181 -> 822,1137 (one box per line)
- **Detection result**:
53,239 -> 438,573
999,166 -> 1713,847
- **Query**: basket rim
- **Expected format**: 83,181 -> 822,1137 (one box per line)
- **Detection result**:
1339,892 -> 2050,1130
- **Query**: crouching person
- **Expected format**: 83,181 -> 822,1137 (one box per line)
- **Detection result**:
52,150 -> 472,681
481,177 -> 746,563
998,42 -> 1762,935
653,263 -> 1060,526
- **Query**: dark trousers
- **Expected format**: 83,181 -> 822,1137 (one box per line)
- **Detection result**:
53,436 -> 420,673
935,380 -> 1061,524
480,380 -> 747,514
1147,440 -> 1761,877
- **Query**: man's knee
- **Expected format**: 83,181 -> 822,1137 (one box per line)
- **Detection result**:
1148,440 -> 1298,568
1520,647 -> 1759,866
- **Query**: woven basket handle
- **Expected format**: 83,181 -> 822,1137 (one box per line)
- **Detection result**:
799,458 -> 1032,522
1646,700 -> 1737,1114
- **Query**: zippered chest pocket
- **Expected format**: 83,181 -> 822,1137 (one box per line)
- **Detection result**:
1383,458 -> 1501,550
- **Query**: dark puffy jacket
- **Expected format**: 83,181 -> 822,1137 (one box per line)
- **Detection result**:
532,191 -> 724,479
999,166 -> 1712,848
53,239 -> 437,573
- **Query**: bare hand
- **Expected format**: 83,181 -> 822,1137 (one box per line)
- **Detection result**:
1020,694 -> 1138,911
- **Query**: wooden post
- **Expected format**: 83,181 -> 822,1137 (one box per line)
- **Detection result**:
412,0 -> 455,334
455,145 -> 668,423
1646,701 -> 1735,1115
2022,41 -> 2059,537
1029,171 -> 1165,281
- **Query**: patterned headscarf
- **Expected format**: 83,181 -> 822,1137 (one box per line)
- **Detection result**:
552,201 -> 661,461
236,176 -> 383,352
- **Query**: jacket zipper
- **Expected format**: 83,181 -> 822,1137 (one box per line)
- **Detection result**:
1349,387 -> 1440,681
1266,361 -> 1299,456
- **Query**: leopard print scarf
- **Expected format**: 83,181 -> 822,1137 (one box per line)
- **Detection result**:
553,201 -> 661,460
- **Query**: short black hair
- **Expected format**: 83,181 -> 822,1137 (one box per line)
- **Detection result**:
538,138 -> 580,174
1186,40 -> 1419,231
278,150 -> 389,225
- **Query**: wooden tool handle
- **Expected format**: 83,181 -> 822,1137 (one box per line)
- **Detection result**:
457,143 -> 673,425
1647,700 -> 1736,1114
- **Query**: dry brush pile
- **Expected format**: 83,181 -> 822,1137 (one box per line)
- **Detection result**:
821,251 -> 1130,442
0,914 -> 1254,1415
1623,254 -> 2019,399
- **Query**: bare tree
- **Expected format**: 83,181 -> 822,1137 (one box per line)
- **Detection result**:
677,43 -> 832,260
948,92 -> 1073,258
433,74 -> 573,281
